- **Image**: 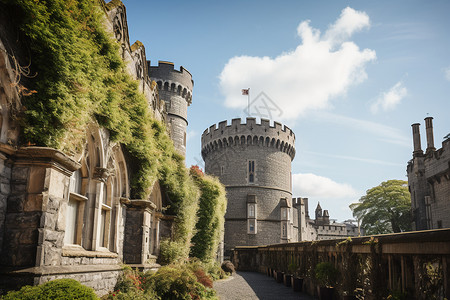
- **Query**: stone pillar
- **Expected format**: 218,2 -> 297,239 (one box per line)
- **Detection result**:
123,200 -> 156,264
411,123 -> 423,156
0,147 -> 79,268
424,117 -> 436,153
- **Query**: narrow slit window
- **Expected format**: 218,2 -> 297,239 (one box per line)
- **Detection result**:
248,160 -> 255,183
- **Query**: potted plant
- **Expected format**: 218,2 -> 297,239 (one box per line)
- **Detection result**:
288,260 -> 304,292
315,262 -> 339,300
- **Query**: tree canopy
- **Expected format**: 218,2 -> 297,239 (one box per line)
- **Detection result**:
350,179 -> 411,235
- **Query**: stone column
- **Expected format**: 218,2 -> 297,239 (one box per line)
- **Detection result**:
123,199 -> 156,264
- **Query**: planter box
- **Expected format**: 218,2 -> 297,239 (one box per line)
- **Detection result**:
276,271 -> 284,283
291,277 -> 304,292
283,274 -> 292,287
318,286 -> 335,300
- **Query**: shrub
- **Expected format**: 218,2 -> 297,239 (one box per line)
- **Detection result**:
105,266 -> 158,300
189,170 -> 227,262
159,239 -> 187,265
185,260 -> 214,288
201,260 -> 227,281
146,265 -> 217,300
315,262 -> 339,288
221,261 -> 235,274
2,279 -> 98,299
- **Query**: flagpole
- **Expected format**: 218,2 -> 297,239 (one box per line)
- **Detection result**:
248,88 -> 250,116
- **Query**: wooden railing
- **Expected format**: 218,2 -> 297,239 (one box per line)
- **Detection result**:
231,229 -> 450,300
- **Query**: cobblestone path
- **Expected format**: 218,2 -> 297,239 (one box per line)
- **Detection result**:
214,272 -> 315,300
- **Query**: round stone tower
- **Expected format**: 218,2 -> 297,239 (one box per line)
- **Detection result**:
201,117 -> 296,255
148,61 -> 193,156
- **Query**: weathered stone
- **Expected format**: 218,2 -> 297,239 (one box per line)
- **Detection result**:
43,241 -> 61,266
6,194 -> 26,212
5,211 -> 41,229
28,167 -> 46,193
19,227 -> 39,244
48,169 -> 66,199
56,198 -> 66,231
11,167 -> 29,181
40,212 -> 57,229
24,194 -> 43,212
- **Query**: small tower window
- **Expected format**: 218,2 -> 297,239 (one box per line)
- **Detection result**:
248,160 -> 255,183
247,194 -> 257,234
248,204 -> 255,218
248,220 -> 256,234
221,165 -> 225,175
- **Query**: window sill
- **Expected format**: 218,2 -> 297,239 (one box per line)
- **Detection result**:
62,245 -> 118,258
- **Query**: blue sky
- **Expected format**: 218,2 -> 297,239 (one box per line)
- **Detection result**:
122,0 -> 450,222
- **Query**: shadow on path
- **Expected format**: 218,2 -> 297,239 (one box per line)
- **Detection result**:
214,271 -> 315,300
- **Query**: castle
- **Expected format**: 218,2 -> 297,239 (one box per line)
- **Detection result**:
201,118 -> 360,255
0,1 -> 192,295
408,117 -> 450,230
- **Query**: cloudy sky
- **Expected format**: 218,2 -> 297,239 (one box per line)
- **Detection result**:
123,0 -> 450,222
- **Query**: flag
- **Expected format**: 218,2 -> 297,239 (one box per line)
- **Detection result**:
242,88 -> 249,95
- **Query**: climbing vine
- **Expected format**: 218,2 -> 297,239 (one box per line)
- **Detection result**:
189,166 -> 227,262
0,0 -> 217,257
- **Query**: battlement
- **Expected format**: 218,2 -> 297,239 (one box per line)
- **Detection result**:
201,118 -> 296,160
148,61 -> 193,91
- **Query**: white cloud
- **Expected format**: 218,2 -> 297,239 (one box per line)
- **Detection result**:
371,81 -> 407,113
292,173 -> 358,199
304,151 -> 404,167
313,111 -> 410,147
219,7 -> 376,121
445,66 -> 450,81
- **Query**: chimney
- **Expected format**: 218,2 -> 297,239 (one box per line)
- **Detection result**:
303,198 -> 309,219
424,117 -> 435,153
411,123 -> 423,156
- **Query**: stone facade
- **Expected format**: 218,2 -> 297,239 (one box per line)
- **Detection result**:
0,0 -> 192,296
408,117 -> 450,230
202,118 -> 296,255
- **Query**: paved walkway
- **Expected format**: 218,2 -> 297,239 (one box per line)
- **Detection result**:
214,272 -> 315,300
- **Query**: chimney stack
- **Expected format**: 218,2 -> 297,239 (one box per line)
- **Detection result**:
303,197 -> 309,219
411,123 -> 423,156
424,117 -> 435,153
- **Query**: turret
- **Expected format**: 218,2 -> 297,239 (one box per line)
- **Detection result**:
202,117 -> 296,253
315,202 -> 322,219
148,61 -> 193,156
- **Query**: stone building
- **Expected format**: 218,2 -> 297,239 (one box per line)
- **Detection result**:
0,1 -> 192,295
201,118 -> 296,255
408,117 -> 450,230
296,199 -> 361,241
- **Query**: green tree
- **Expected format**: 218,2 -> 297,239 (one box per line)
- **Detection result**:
350,179 -> 411,235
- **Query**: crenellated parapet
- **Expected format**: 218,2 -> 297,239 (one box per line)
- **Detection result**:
201,117 -> 296,160
148,61 -> 193,105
